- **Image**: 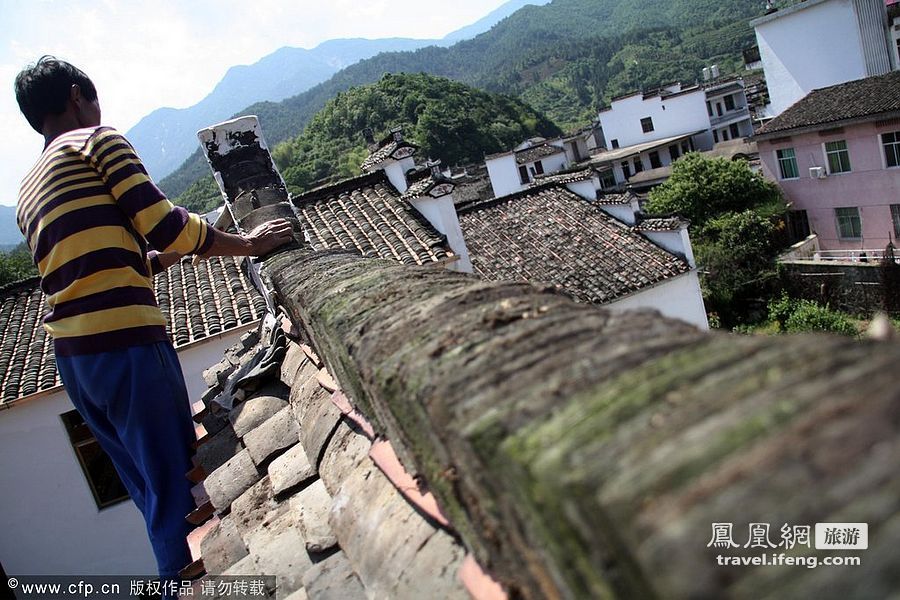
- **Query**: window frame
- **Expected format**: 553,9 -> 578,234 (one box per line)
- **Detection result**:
724,94 -> 736,111
633,156 -> 645,174
891,204 -> 900,239
823,139 -> 852,174
648,150 -> 662,169
882,131 -> 900,169
640,117 -> 654,133
834,206 -> 862,240
518,165 -> 530,184
61,410 -> 130,510
775,147 -> 799,180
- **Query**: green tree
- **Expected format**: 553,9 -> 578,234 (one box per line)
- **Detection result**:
0,243 -> 38,286
645,153 -> 783,227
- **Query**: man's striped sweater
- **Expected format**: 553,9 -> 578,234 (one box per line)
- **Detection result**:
17,126 -> 214,356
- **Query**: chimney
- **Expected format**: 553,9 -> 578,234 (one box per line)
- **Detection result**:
405,160 -> 473,273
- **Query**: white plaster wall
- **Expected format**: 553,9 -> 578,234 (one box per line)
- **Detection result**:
598,90 -> 710,149
608,271 -> 709,330
486,155 -> 522,198
410,195 -> 473,273
754,0 -> 871,115
0,389 -> 157,576
0,327 -> 252,576
529,152 -> 568,177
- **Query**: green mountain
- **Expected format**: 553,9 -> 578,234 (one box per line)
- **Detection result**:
163,0 -> 765,199
175,73 -> 561,214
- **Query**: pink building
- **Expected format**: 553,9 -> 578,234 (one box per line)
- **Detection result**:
755,71 -> 900,251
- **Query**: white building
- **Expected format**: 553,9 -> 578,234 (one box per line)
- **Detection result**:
591,80 -> 753,187
751,0 -> 897,117
485,139 -> 570,198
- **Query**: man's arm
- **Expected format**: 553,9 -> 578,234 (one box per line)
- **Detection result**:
198,219 -> 295,259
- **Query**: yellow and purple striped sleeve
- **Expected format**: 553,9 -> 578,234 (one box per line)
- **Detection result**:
84,128 -> 214,256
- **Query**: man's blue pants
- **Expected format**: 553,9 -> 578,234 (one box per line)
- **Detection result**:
56,341 -> 195,579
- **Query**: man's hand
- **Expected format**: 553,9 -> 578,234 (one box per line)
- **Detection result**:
245,219 -> 295,256
196,218 -> 295,261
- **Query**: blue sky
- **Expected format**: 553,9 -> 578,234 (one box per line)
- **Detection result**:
0,0 -> 510,206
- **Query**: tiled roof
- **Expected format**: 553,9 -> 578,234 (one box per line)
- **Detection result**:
595,191 -> 639,205
756,71 -> 900,136
634,216 -> 690,231
359,140 -> 418,172
401,170 -> 455,200
184,324 -> 472,597
0,256 -> 266,407
457,186 -> 690,304
293,171 -> 454,266
530,167 -> 595,187
515,144 -> 564,164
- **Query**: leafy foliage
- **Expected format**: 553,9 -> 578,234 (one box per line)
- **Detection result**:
644,154 -> 788,326
160,0 -> 765,197
645,153 -> 783,227
271,73 -> 560,192
175,177 -> 221,215
0,243 -> 38,287
767,293 -> 859,337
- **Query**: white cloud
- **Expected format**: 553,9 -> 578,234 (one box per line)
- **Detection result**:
0,0 -> 507,206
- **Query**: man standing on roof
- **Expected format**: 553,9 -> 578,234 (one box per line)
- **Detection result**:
13,56 -> 293,581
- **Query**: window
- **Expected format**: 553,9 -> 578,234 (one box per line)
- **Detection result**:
640,117 -> 654,133
713,130 -> 719,143
716,103 -> 723,117
776,148 -> 799,179
835,207 -> 862,239
649,150 -> 662,169
882,131 -> 900,168
518,165 -> 530,184
724,94 -> 736,111
598,169 -> 616,190
706,101 -> 713,117
633,157 -> 644,174
61,410 -> 130,509
621,161 -> 631,179
892,204 -> 900,239
611,138 -> 620,149
722,130 -> 730,141
669,144 -> 680,161
533,160 -> 544,175
824,140 -> 851,173
682,140 -> 691,154
788,210 -> 811,243
729,123 -> 740,139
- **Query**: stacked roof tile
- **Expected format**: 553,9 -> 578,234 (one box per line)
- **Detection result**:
530,167 -> 595,187
458,185 -> 690,304
515,144 -> 563,164
756,71 -> 900,136
0,256 -> 265,407
634,216 -> 690,232
184,325 -> 471,598
293,171 -> 454,266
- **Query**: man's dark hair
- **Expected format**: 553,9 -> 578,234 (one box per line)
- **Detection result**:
14,56 -> 97,134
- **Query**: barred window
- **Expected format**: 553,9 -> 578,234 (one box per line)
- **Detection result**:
776,148 -> 798,179
835,207 -> 861,240
825,140 -> 851,173
61,410 -> 130,509
882,131 -> 900,168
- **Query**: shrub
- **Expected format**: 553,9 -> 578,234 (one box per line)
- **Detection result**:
767,293 -> 858,337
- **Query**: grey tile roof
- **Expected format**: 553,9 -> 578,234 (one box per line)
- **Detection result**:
359,140 -> 419,172
530,167 -> 595,187
293,171 -> 453,266
756,71 -> 900,136
515,144 -> 564,165
457,185 -> 690,305
634,216 -> 690,232
0,256 -> 266,406
595,191 -> 639,205
185,329 -> 468,597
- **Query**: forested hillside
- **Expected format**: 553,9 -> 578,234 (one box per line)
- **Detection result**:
174,74 -> 560,214
164,0 -> 764,199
